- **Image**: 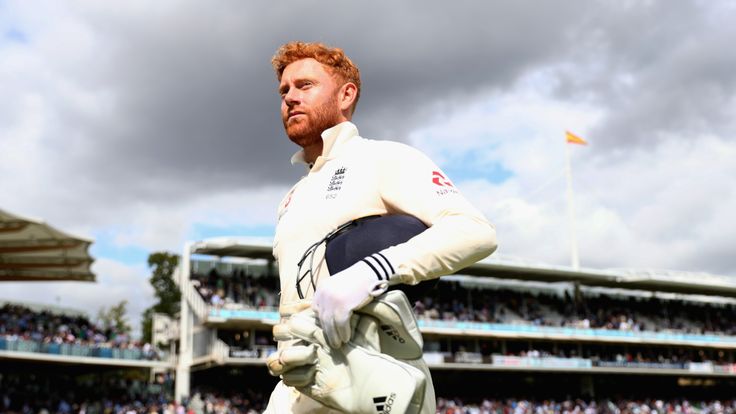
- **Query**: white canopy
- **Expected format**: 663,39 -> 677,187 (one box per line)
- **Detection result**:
0,208 -> 95,282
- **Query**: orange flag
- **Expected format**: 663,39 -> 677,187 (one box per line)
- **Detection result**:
566,131 -> 588,145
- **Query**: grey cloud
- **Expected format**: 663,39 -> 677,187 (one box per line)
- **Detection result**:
548,1 -> 736,150
4,0 -> 736,274
8,1 -> 734,200
23,0 -> 596,207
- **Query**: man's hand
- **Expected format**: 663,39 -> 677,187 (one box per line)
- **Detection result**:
266,344 -> 318,387
269,307 -> 427,414
313,260 -> 389,348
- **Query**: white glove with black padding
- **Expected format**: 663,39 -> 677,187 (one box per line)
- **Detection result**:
267,292 -> 427,414
353,290 -> 424,359
354,291 -> 436,414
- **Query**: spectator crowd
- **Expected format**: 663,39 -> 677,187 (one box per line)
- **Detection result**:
0,303 -> 160,360
0,378 -> 266,414
436,397 -> 736,414
192,268 -> 736,337
191,269 -> 277,310
412,284 -> 736,336
426,339 -> 732,367
2,388 -> 734,414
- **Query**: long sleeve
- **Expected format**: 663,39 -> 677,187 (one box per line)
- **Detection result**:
375,141 -> 498,285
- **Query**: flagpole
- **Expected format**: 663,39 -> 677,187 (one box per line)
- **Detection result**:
565,140 -> 581,271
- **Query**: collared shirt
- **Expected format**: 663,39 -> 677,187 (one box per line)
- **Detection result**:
273,121 -> 497,315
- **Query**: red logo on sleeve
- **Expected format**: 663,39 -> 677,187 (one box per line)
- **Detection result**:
432,171 -> 454,187
282,188 -> 295,209
432,171 -> 459,196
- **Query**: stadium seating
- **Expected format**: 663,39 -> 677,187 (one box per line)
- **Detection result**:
5,255 -> 736,411
0,303 -> 162,361
190,267 -> 736,337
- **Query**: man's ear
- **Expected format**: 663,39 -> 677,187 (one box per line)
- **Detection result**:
338,82 -> 358,114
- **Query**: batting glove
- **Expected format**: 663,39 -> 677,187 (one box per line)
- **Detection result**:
313,260 -> 389,348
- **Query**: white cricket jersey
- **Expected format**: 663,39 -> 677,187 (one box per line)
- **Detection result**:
273,121 -> 497,315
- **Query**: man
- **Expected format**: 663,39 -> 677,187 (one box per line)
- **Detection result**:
265,41 -> 497,413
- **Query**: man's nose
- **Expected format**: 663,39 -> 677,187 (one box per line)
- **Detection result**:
284,89 -> 300,106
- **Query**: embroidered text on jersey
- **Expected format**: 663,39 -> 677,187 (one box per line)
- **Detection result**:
326,167 -> 346,199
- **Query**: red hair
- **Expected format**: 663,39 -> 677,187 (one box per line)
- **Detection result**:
272,41 -> 361,112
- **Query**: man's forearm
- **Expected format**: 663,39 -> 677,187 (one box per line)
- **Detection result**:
381,214 -> 497,286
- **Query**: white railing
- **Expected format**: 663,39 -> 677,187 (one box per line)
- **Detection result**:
183,281 -> 209,321
212,339 -> 230,364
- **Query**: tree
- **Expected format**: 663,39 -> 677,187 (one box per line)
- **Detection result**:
97,299 -> 132,337
141,251 -> 181,343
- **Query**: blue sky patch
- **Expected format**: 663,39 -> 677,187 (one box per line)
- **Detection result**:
90,234 -> 150,266
188,222 -> 276,242
441,150 -> 513,185
4,28 -> 28,44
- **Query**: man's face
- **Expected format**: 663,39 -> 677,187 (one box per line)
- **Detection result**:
279,58 -> 343,148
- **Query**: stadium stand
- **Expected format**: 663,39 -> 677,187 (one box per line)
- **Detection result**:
190,264 -> 736,338
5,377 -> 735,414
191,267 -> 278,310
434,397 -> 736,413
0,368 -> 172,414
5,233 -> 736,411
173,238 -> 736,409
0,301 -> 163,361
0,209 -> 174,413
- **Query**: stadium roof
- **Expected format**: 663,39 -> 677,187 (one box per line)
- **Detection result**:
190,237 -> 736,298
191,237 -> 275,260
0,208 -> 95,282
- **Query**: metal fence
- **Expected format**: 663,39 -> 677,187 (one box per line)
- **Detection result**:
0,336 -> 166,361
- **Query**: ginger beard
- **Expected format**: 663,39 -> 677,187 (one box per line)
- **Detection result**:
282,92 -> 342,149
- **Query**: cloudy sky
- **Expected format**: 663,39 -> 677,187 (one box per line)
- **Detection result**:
2,1 -> 735,334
